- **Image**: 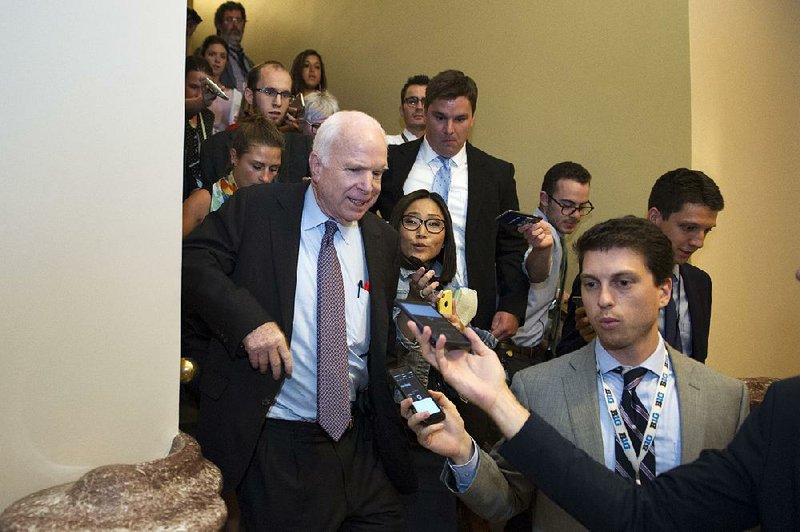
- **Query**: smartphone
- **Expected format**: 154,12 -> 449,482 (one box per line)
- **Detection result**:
437,289 -> 453,315
573,295 -> 583,309
389,366 -> 445,425
496,210 -> 542,227
396,299 -> 471,350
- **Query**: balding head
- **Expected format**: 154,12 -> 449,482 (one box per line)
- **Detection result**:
310,111 -> 387,224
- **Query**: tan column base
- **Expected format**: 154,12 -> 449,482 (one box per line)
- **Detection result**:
0,432 -> 226,531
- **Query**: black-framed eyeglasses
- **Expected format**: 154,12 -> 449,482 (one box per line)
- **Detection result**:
401,215 -> 445,234
222,16 -> 245,25
547,194 -> 594,216
254,87 -> 294,101
403,96 -> 426,107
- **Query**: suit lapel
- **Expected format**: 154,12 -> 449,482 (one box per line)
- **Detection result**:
270,184 -> 305,338
670,348 -> 707,461
389,139 -> 421,204
563,343 -> 606,462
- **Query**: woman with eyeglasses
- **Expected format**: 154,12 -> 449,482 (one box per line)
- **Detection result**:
182,114 -> 283,238
200,35 -> 243,134
389,190 -> 498,530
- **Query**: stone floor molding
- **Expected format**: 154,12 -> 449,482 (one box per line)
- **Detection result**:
0,432 -> 226,531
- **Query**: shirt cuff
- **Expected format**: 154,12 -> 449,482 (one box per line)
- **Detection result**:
447,438 -> 480,492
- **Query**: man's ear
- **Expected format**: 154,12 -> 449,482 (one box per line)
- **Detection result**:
647,207 -> 664,225
539,190 -> 549,208
658,275 -> 673,309
244,87 -> 253,105
309,151 -> 321,182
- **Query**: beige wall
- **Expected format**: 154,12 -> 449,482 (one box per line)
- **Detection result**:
191,0 -> 692,221
689,1 -> 800,377
190,0 -> 800,378
0,2 -> 182,510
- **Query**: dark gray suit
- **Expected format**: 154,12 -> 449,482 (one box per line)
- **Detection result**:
446,342 -> 749,530
182,182 -> 415,495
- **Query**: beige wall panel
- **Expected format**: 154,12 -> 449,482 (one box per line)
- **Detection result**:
0,1 -> 182,511
191,0 -> 692,231
689,1 -> 800,378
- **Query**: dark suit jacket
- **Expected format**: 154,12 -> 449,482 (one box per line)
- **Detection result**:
499,376 -> 800,531
373,138 -> 529,329
557,263 -> 712,362
182,182 -> 415,494
199,129 -> 312,187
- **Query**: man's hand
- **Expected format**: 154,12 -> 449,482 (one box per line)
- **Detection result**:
201,78 -> 218,108
243,322 -> 292,379
519,220 -> 554,251
409,322 -> 530,439
409,323 -> 506,412
575,306 -> 596,343
401,391 -> 473,464
491,310 -> 519,340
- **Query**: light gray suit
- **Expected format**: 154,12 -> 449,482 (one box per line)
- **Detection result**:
445,341 -> 750,531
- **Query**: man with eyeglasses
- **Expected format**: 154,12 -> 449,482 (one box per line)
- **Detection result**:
386,75 -> 429,145
213,2 -> 253,91
200,61 -> 313,187
506,161 -> 593,368
557,168 -> 723,363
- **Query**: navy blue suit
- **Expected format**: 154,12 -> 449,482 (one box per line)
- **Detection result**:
500,377 -> 800,530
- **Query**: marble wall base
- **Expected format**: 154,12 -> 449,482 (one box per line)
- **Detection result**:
0,432 -> 226,531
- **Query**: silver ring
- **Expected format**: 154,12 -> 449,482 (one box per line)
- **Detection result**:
419,289 -> 426,298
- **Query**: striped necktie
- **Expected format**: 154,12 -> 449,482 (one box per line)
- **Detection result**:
614,366 -> 656,483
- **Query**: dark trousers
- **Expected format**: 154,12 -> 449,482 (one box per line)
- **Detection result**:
401,445 -> 458,532
238,413 -> 405,531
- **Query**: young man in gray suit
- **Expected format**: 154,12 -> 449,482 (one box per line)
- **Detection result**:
404,217 -> 749,530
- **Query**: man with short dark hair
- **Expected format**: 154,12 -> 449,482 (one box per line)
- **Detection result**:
405,264 -> 800,532
375,69 -> 528,343
405,217 -> 748,530
184,111 -> 414,529
386,74 -> 429,145
213,1 -> 253,91
502,162 -> 593,367
200,62 -> 312,186
558,168 -> 724,362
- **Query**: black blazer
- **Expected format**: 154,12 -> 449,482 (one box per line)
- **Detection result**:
557,262 -> 712,362
500,377 -> 800,530
182,182 -> 415,494
373,138 -> 529,329
199,129 -> 313,187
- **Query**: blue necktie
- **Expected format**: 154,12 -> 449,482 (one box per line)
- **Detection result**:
316,220 -> 351,440
432,156 -> 452,203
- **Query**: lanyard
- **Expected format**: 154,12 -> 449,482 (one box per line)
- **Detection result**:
598,350 -> 671,484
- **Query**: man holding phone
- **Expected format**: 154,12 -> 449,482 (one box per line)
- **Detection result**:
500,162 -> 593,368
403,217 -> 748,530
558,168 -> 724,363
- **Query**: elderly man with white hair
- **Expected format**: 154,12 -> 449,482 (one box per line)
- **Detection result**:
183,111 -> 414,530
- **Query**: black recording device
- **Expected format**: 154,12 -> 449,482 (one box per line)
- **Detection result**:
389,366 -> 445,425
395,299 -> 471,350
